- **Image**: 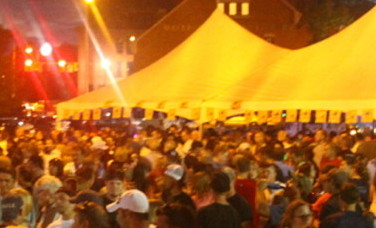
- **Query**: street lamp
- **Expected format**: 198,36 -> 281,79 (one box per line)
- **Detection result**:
100,58 -> 111,70
40,43 -> 53,57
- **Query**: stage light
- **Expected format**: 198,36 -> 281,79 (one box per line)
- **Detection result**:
24,59 -> 33,67
40,43 -> 53,56
58,60 -> 67,67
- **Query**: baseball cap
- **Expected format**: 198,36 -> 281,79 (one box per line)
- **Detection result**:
70,190 -> 104,206
1,195 -> 23,221
106,189 -> 149,213
164,164 -> 184,181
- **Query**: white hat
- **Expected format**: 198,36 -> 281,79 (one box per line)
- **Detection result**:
106,189 -> 149,213
164,164 -> 184,181
91,136 -> 108,150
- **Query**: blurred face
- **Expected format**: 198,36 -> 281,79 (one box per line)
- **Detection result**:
0,172 -> 14,196
164,140 -> 176,152
155,214 -> 172,228
159,176 -> 175,192
54,192 -> 73,214
261,166 -> 277,183
106,180 -> 124,198
315,130 -> 326,143
292,205 -> 313,228
35,189 -> 54,206
277,130 -> 287,142
254,132 -> 265,145
249,161 -> 259,179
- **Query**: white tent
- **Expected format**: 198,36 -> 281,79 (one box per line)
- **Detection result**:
58,6 -> 376,122
57,9 -> 290,120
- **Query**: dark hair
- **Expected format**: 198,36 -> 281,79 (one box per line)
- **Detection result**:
74,201 -> 110,228
156,203 -> 196,228
105,170 -> 125,181
259,162 -> 284,183
49,158 -> 64,178
234,156 -> 250,173
340,183 -> 359,204
76,166 -> 95,182
210,172 -> 230,194
29,155 -> 44,170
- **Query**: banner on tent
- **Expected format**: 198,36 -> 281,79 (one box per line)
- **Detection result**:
244,110 -> 255,123
93,109 -> 102,120
144,109 -> 154,120
286,110 -> 297,122
191,108 -> 201,120
123,108 -> 131,118
218,110 -> 228,121
346,110 -> 357,124
362,110 -> 373,123
83,110 -> 91,120
271,110 -> 282,123
257,111 -> 268,124
112,107 -> 122,119
73,111 -> 81,120
299,110 -> 311,123
206,108 -> 215,121
167,109 -> 176,120
329,110 -> 341,124
315,110 -> 327,124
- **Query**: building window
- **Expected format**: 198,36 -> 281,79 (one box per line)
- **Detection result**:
216,0 -> 250,17
241,2 -> 249,16
217,2 -> 225,12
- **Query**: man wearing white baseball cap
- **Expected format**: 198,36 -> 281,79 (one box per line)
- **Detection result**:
106,189 -> 150,228
160,164 -> 196,211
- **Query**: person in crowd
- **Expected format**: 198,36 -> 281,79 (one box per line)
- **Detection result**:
233,155 -> 258,228
47,188 -> 75,228
75,165 -> 96,192
9,188 -> 36,227
101,170 -> 126,228
313,130 -> 329,166
319,169 -> 349,222
106,189 -> 149,228
280,199 -> 313,228
33,175 -> 62,228
72,201 -> 110,228
70,189 -> 104,206
222,166 -> 252,228
26,155 -> 45,184
320,183 -> 373,228
0,168 -> 15,197
48,158 -> 64,179
0,195 -> 25,227
189,171 -> 215,209
159,164 -> 196,211
197,172 -> 241,228
154,203 -> 196,228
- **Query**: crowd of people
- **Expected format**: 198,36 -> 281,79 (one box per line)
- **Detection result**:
0,123 -> 375,228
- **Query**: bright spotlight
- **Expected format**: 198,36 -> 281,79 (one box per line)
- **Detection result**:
25,46 -> 33,54
129,35 -> 136,42
24,59 -> 33,67
100,58 -> 111,69
58,60 -> 67,67
84,0 -> 95,3
40,43 -> 53,56
350,129 -> 357,136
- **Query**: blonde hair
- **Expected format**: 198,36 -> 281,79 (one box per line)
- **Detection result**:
9,188 -> 33,222
34,175 -> 62,194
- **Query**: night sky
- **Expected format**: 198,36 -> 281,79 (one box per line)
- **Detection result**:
0,0 -> 81,45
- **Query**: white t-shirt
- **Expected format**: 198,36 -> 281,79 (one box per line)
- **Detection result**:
47,217 -> 74,228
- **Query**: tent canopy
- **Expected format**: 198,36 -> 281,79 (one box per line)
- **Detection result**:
57,9 -> 290,118
58,6 -> 376,120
